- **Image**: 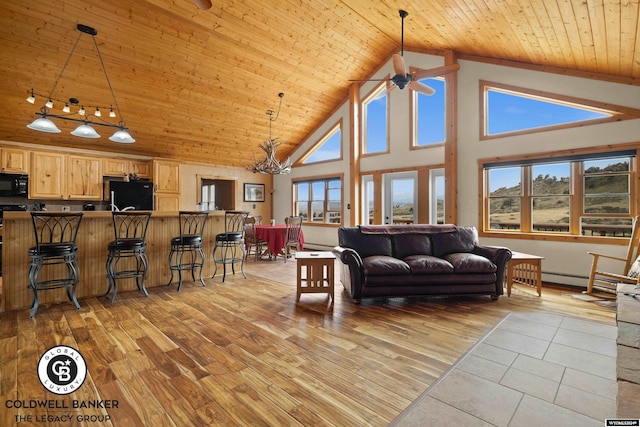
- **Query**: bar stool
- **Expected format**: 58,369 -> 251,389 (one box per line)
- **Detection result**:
212,210 -> 248,282
28,212 -> 84,318
105,211 -> 152,303
167,211 -> 209,291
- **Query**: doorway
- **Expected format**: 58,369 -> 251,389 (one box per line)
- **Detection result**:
383,171 -> 417,225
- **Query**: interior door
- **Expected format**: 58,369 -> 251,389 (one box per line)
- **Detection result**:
383,171 -> 417,225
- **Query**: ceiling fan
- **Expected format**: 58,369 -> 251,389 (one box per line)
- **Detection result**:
351,10 -> 460,96
192,0 -> 212,10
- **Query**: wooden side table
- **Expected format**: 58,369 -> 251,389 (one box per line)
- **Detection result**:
506,251 -> 545,296
295,252 -> 335,302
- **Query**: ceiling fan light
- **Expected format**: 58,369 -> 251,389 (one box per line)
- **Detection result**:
71,123 -> 101,138
109,129 -> 135,143
27,117 -> 61,133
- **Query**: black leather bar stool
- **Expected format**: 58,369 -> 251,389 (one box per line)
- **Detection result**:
212,210 -> 248,282
105,211 -> 152,303
167,211 -> 209,291
28,212 -> 84,318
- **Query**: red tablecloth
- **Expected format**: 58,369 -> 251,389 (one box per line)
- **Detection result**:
255,224 -> 304,257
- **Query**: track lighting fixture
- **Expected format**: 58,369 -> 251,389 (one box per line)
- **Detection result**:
26,24 -> 134,143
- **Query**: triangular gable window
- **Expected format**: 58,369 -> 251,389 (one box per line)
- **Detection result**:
296,121 -> 342,165
481,81 -> 640,139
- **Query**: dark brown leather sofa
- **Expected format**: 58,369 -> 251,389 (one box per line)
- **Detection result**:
332,224 -> 512,304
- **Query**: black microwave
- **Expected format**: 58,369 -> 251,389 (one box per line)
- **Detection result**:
0,174 -> 28,197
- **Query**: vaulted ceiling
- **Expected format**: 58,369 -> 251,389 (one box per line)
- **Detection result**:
1,0 -> 638,168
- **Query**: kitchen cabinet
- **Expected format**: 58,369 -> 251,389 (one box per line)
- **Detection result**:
130,160 -> 150,178
102,158 -> 127,176
30,152 -> 65,199
153,160 -> 180,193
30,152 -> 102,200
154,194 -> 180,211
1,147 -> 29,174
153,160 -> 180,211
67,155 -> 102,199
103,158 -> 151,178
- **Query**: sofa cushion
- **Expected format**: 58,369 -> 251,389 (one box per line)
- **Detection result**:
363,256 -> 411,276
443,253 -> 496,273
404,255 -> 454,274
338,227 -> 393,258
392,234 -> 433,259
431,227 -> 478,257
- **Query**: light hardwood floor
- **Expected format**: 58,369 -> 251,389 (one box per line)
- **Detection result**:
0,257 -> 614,426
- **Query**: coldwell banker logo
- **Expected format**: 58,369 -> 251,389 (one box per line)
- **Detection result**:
37,346 -> 87,395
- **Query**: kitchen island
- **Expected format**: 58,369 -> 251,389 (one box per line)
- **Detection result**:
2,210 -> 226,312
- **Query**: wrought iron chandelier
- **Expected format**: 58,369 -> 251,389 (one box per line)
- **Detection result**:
246,93 -> 292,175
26,24 -> 135,143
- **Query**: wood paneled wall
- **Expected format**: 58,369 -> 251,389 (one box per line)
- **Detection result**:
2,211 -> 226,312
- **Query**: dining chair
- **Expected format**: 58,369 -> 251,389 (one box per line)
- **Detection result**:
212,210 -> 249,281
167,211 -> 209,291
244,216 -> 265,261
28,212 -> 84,318
283,215 -> 303,262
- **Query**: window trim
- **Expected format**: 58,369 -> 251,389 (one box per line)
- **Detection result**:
292,173 -> 344,227
479,80 -> 640,140
478,143 -> 639,244
361,80 -> 390,157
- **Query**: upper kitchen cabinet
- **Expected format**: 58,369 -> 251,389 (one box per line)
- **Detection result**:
1,147 -> 29,174
153,160 -> 180,193
30,152 -> 103,200
30,152 -> 65,199
130,160 -> 150,178
103,158 -> 151,178
67,155 -> 102,200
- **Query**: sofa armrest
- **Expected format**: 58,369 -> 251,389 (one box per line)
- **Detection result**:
473,245 -> 512,295
332,246 -> 364,302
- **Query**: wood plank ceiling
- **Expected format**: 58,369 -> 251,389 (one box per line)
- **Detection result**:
0,0 -> 638,168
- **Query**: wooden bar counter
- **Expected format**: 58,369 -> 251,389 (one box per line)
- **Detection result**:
2,210 -> 226,312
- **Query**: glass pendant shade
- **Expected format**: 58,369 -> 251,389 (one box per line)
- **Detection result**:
27,117 -> 61,133
71,123 -> 100,138
109,129 -> 135,143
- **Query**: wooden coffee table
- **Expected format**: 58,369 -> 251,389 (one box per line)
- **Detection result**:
295,252 -> 335,302
507,251 -> 545,296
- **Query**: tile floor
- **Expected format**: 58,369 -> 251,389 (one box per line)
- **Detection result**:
391,311 -> 618,426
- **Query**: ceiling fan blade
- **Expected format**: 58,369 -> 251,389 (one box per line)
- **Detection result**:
408,81 -> 435,96
392,54 -> 406,76
192,0 -> 212,10
410,63 -> 461,80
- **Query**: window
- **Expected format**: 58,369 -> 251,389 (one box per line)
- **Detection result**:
293,177 -> 342,224
297,121 -> 342,165
363,82 -> 388,154
413,78 -> 446,146
481,81 -> 640,139
483,152 -> 635,238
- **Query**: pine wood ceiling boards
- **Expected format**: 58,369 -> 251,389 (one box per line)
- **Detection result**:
1,1 -> 639,167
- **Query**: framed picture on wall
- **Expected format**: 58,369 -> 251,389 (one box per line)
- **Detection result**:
244,183 -> 265,202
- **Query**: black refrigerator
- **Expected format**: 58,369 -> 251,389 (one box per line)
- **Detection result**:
108,181 -> 154,211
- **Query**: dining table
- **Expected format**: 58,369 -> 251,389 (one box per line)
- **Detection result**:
254,224 -> 304,259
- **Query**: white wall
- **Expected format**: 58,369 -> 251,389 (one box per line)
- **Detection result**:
276,52 -> 640,285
